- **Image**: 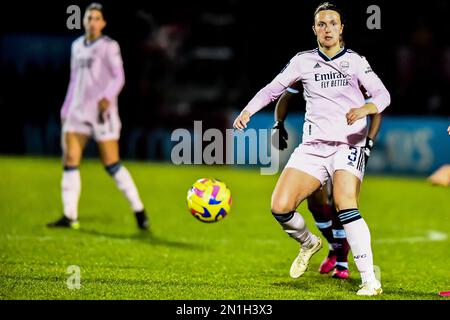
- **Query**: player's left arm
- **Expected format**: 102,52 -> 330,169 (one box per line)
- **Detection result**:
99,41 -> 125,112
346,56 -> 391,125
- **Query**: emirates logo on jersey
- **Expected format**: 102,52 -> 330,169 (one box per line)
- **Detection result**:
339,61 -> 349,72
78,58 -> 94,69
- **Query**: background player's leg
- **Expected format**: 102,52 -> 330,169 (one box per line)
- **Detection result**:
49,132 -> 88,228
271,168 -> 323,278
307,187 -> 336,268
97,139 -> 149,230
333,170 -> 380,294
308,187 -> 334,248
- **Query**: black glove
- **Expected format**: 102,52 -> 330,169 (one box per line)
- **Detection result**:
363,137 -> 374,166
271,121 -> 288,150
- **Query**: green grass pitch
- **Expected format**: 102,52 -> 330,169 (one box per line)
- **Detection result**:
0,156 -> 449,300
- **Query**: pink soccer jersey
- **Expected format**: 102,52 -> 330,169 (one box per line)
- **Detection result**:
243,48 -> 390,146
60,36 -> 125,122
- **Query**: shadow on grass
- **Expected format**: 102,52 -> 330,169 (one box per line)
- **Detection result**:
78,228 -> 206,251
272,276 -> 442,300
271,273 -> 360,292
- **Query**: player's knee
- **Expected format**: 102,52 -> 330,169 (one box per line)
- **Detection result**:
271,194 -> 296,214
63,151 -> 81,166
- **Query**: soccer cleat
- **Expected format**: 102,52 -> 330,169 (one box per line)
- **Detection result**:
290,236 -> 322,279
332,266 -> 349,279
356,279 -> 383,296
135,210 -> 150,230
319,255 -> 337,274
47,216 -> 80,230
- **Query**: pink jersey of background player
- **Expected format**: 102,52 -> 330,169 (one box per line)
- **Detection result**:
60,35 -> 124,121
243,47 -> 390,146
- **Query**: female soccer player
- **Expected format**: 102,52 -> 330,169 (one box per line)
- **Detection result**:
233,2 -> 390,295
272,83 -> 382,280
48,3 -> 149,230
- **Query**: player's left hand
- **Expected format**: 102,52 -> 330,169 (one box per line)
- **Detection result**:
346,106 -> 370,125
447,125 -> 450,135
98,98 -> 110,112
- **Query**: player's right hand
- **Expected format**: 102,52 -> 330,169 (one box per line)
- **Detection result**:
447,125 -> 450,135
233,110 -> 250,130
363,137 -> 374,166
271,121 -> 288,150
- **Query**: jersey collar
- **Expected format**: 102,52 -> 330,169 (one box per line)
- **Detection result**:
317,47 -> 347,61
83,35 -> 103,47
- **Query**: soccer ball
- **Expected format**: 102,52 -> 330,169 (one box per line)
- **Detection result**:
187,178 -> 232,223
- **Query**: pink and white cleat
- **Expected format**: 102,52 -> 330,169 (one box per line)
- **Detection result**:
332,267 -> 349,279
319,255 -> 337,274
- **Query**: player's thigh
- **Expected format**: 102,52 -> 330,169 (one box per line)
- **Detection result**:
62,132 -> 89,166
97,139 -> 120,166
332,169 -> 361,211
271,167 -> 322,213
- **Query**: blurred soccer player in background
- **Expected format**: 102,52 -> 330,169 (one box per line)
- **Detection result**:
48,3 -> 149,230
233,2 -> 390,295
272,82 -> 382,279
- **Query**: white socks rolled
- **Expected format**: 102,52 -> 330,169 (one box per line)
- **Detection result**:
105,162 -> 144,212
61,166 -> 81,221
337,209 -> 376,283
272,211 -> 317,249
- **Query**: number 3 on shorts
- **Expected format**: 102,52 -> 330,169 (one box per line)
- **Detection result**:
347,146 -> 358,162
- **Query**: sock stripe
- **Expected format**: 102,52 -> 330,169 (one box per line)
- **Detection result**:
340,215 -> 360,223
272,211 -> 295,223
63,165 -> 79,171
316,220 -> 332,229
105,162 -> 122,176
339,213 -> 360,220
337,209 -> 362,225
332,229 -> 346,238
338,210 -> 359,218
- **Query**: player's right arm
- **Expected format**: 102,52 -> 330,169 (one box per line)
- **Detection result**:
233,55 -> 302,130
367,113 -> 382,141
60,43 -> 77,122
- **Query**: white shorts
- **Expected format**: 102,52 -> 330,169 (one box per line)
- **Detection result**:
285,142 -> 366,185
62,110 -> 122,142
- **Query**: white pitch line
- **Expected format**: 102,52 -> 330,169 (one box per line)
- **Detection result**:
375,230 -> 448,244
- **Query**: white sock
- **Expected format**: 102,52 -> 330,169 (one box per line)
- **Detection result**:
340,215 -> 376,283
61,168 -> 81,221
111,165 -> 144,212
273,211 -> 317,249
